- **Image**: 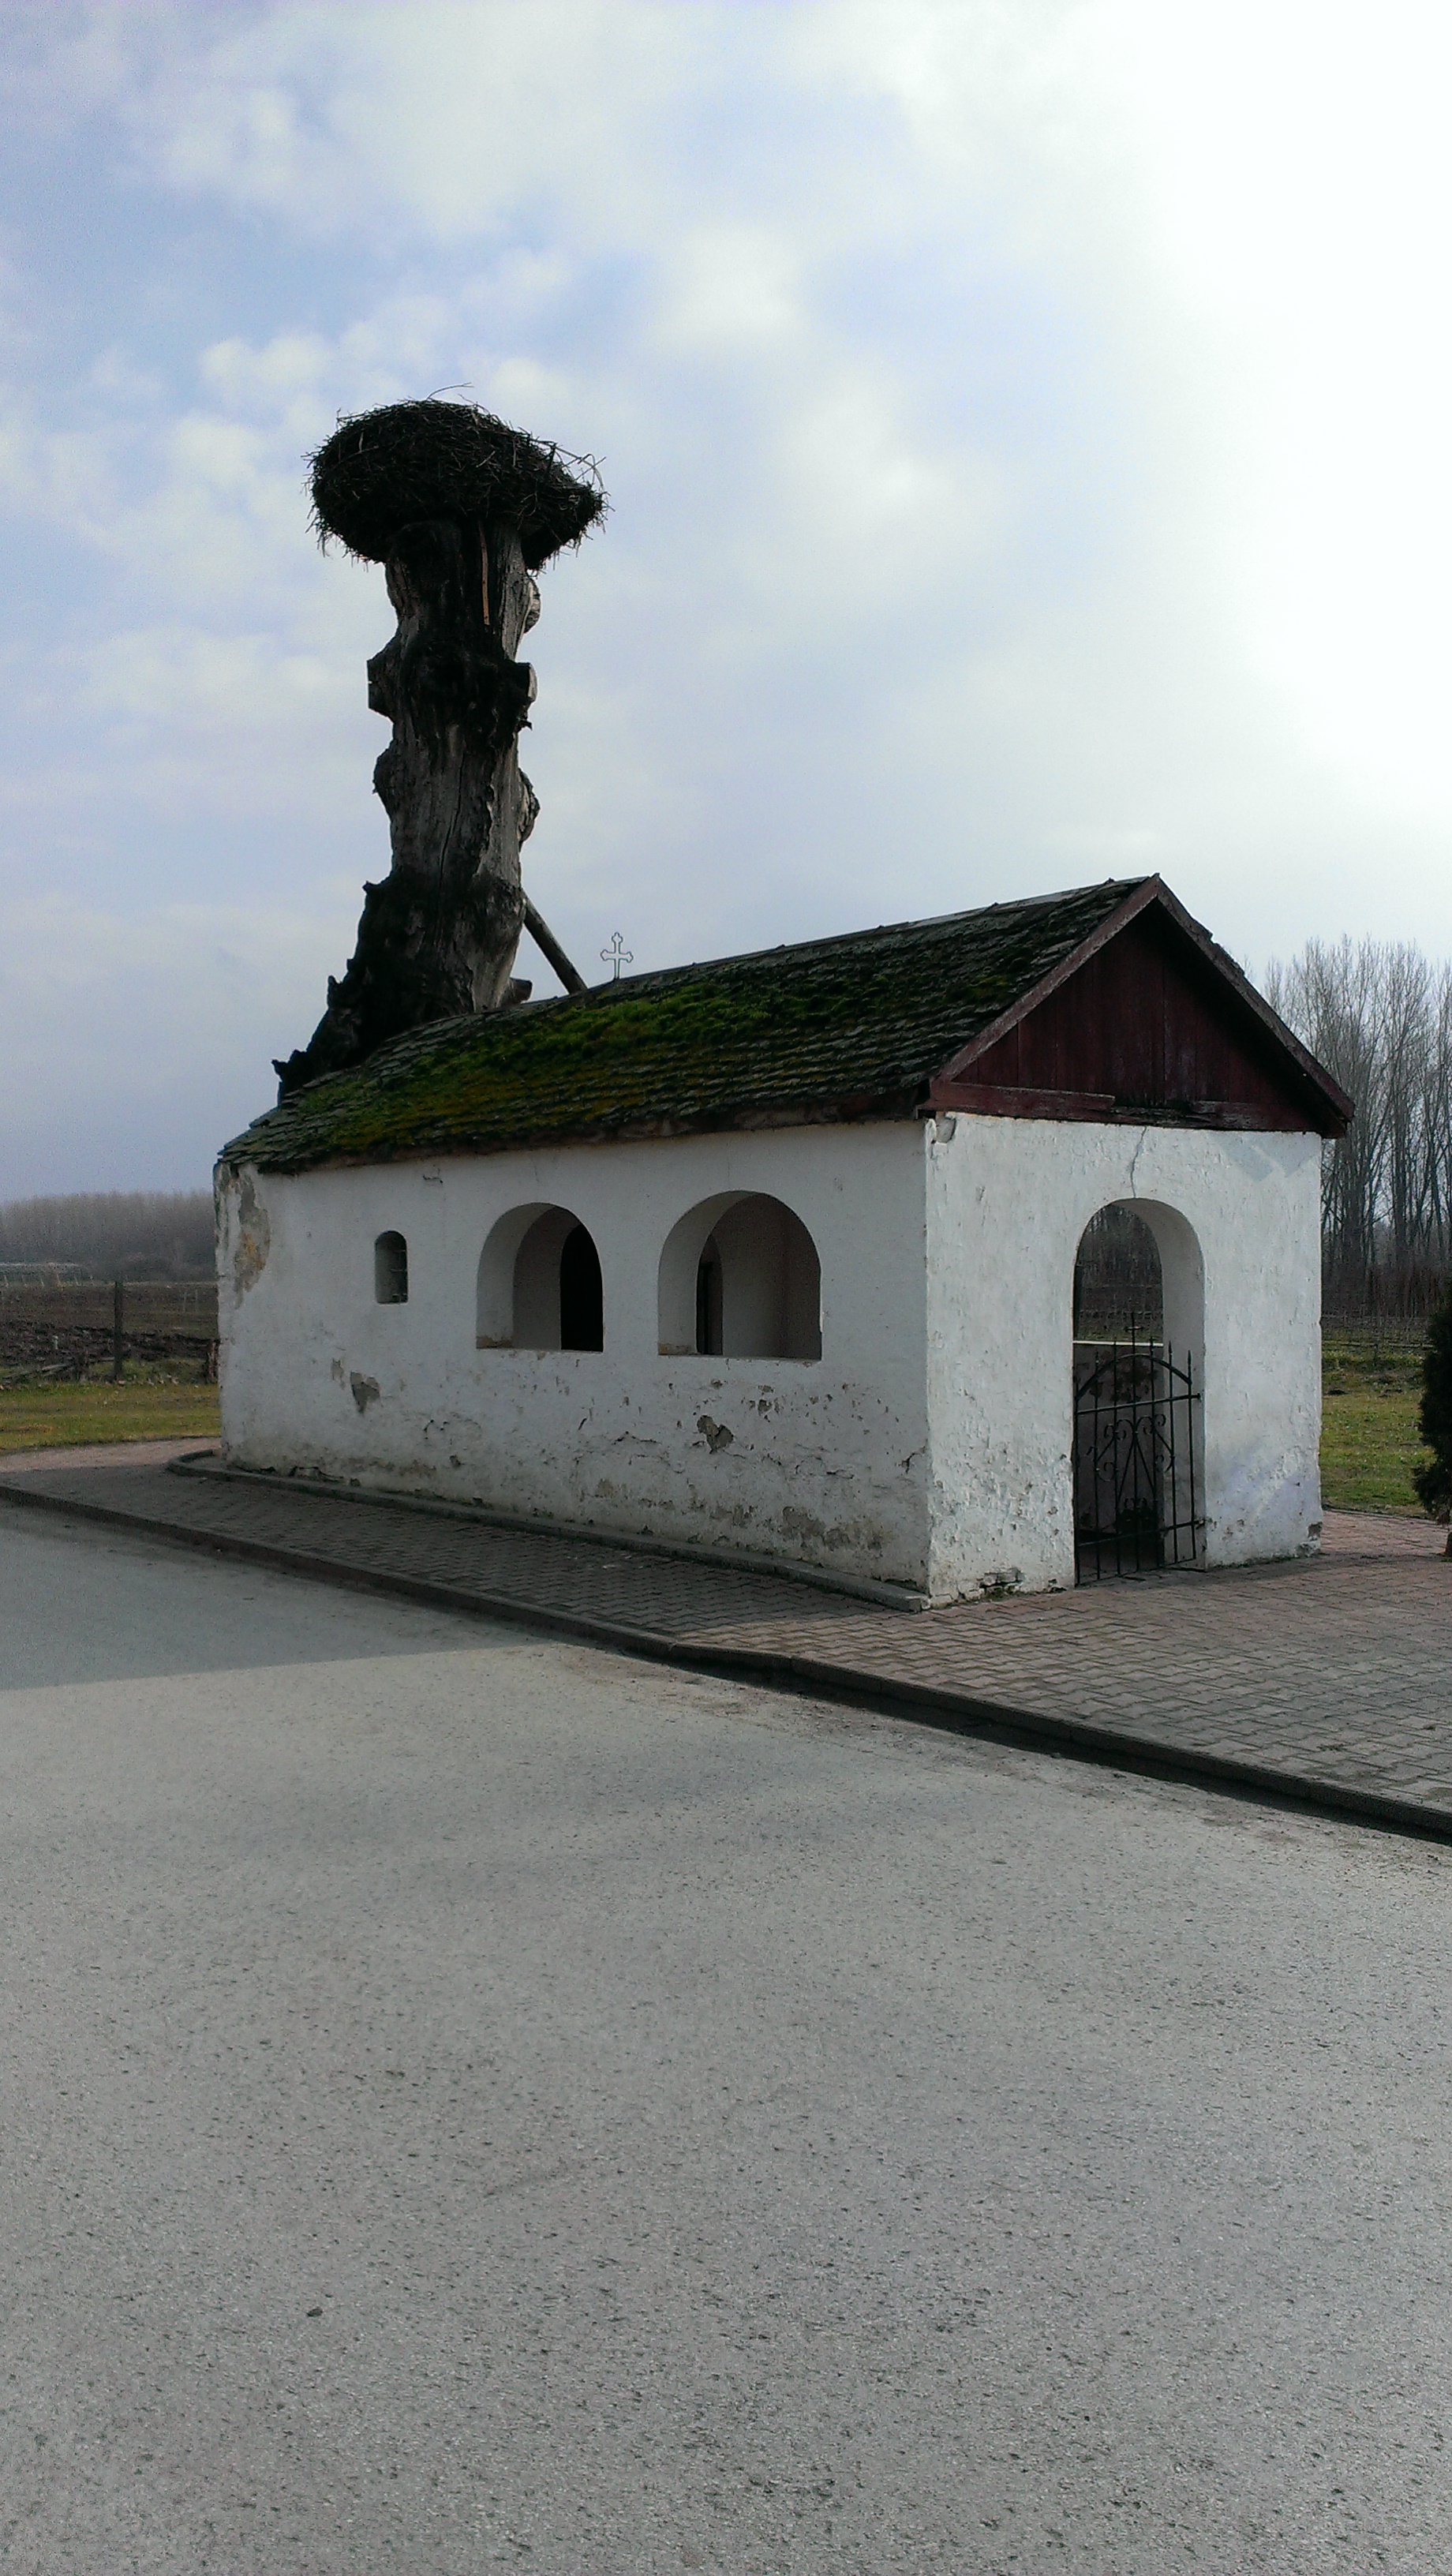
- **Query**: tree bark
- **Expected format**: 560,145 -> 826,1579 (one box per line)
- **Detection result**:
274,514 -> 543,1095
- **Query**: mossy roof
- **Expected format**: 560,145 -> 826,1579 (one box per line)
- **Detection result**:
222,879 -> 1146,1177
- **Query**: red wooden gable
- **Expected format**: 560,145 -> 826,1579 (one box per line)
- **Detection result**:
928,887 -> 1349,1137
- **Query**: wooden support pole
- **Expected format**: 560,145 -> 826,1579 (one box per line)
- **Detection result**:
522,895 -> 588,996
112,1278 -> 124,1382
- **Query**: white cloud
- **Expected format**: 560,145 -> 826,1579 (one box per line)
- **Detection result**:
198,327 -> 332,412
657,228 -> 806,354
0,405 -> 123,539
116,1 -> 708,245
3,0 -> 1452,1196
1101,0 -> 1452,818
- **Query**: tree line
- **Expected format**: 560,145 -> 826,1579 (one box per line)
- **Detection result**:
0,1191 -> 215,1281
1267,938 -> 1452,1315
6,940 -> 1452,1317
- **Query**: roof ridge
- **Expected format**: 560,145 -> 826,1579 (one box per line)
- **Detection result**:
226,876 -> 1290,1175
269,878 -> 1150,1107
580,875 -> 1151,1002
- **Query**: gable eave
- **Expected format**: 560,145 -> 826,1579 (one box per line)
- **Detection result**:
1130,881 -> 1353,1133
933,878 -> 1353,1138
933,878 -> 1166,1080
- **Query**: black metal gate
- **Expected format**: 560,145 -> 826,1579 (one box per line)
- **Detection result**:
1073,1328 -> 1200,1582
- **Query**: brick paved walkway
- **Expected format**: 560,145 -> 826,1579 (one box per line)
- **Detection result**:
3,1447 -> 1450,1838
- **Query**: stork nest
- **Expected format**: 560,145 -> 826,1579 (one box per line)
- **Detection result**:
309,399 -> 607,570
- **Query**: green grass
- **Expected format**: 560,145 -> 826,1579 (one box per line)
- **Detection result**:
0,1375 -> 219,1458
1320,1387 -> 1429,1511
1319,1335 -> 1433,1514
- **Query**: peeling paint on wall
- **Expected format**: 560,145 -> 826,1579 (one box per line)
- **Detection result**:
228,1168 -> 271,1298
219,1126 -> 934,1587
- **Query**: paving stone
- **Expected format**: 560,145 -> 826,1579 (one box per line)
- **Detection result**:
2,1448 -> 1450,1836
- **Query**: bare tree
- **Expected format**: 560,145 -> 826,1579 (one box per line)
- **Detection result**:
1267,937 -> 1452,1312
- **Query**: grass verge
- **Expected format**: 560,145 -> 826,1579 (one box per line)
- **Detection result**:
1320,1336 -> 1433,1514
0,1376 -> 220,1458
1319,1387 -> 1429,1512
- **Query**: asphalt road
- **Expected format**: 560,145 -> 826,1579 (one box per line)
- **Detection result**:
2,1510 -> 1450,2575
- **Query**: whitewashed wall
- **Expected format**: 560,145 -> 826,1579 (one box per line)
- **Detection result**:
923,1114 -> 1325,1595
218,1109 -> 1324,1601
216,1124 -> 934,1589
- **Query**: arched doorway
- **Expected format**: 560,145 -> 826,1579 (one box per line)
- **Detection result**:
1072,1203 -> 1202,1581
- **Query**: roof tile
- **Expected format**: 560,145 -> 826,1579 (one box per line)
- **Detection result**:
223,879 -> 1145,1174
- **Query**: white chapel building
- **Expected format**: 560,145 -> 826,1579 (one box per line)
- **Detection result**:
216,875 -> 1350,1602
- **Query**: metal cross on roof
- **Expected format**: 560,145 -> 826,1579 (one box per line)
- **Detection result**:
601,931 -> 634,982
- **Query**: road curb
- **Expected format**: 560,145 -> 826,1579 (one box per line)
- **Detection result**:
5,1473 -> 1450,1847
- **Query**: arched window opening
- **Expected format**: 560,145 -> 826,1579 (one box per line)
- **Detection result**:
1072,1200 -> 1203,1584
658,1193 -> 821,1361
475,1204 -> 604,1352
374,1230 -> 408,1305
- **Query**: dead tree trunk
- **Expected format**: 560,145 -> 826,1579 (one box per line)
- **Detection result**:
275,516 -> 541,1092
274,399 -> 604,1099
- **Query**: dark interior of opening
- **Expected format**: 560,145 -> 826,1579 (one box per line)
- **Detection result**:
695,1239 -> 724,1354
374,1230 -> 409,1305
559,1223 -> 604,1351
1073,1206 -> 1162,1341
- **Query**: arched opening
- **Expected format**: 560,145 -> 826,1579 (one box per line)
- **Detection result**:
1072,1201 -> 1203,1581
1073,1204 -> 1162,1340
658,1193 -> 821,1361
374,1230 -> 408,1304
475,1204 -> 604,1352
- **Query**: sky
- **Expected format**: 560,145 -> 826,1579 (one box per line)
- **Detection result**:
2,0 -> 1450,1194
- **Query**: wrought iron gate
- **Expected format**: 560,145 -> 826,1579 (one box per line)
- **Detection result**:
1073,1329 -> 1200,1582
